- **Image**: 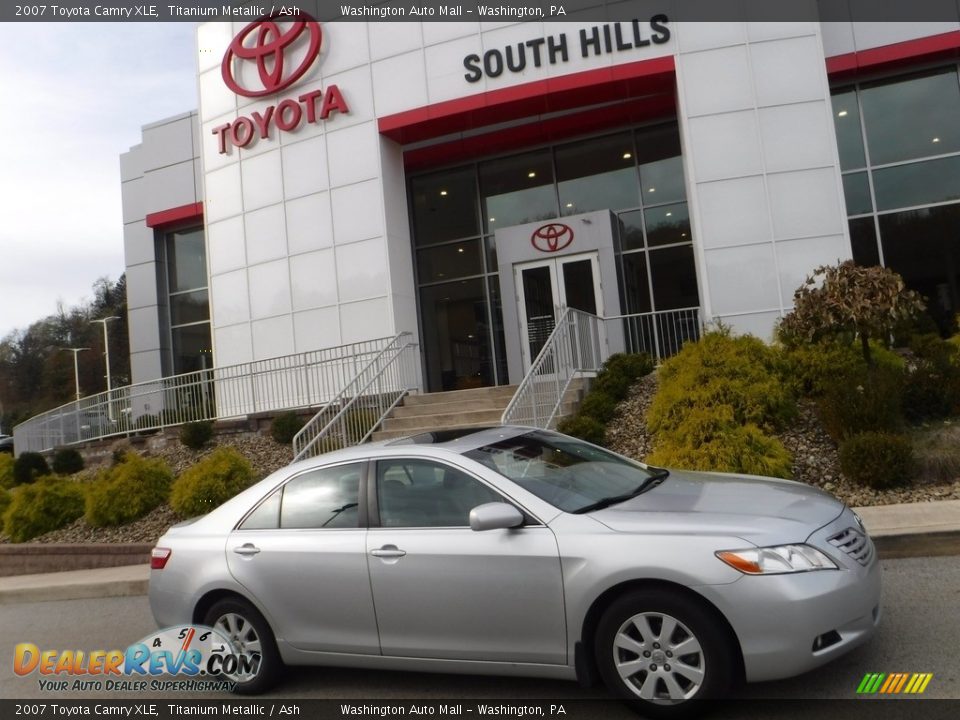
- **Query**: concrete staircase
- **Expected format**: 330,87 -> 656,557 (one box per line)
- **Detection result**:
370,378 -> 589,442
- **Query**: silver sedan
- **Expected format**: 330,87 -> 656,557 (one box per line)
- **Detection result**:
149,426 -> 881,714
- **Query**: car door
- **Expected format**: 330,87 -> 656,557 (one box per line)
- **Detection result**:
225,460 -> 380,654
366,457 -> 567,664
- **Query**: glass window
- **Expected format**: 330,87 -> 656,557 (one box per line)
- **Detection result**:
831,88 -> 866,171
419,279 -> 493,391
170,290 -> 210,326
280,463 -> 362,529
171,324 -> 213,375
488,276 -> 508,385
621,252 -> 652,314
618,210 -> 646,251
556,133 -> 639,215
411,168 -> 480,246
167,228 -> 207,293
481,150 -> 556,233
636,124 -> 686,205
416,239 -> 482,283
849,218 -> 880,267
240,490 -> 281,530
645,203 -> 691,247
842,172 -> 872,216
649,245 -> 700,311
872,155 -> 960,211
376,459 -> 503,528
860,68 -> 960,166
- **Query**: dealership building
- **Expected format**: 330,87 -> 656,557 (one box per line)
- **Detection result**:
120,17 -> 960,400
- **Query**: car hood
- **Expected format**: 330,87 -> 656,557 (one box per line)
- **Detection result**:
589,469 -> 845,546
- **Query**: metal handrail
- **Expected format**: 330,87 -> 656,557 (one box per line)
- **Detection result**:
501,308 -> 604,429
292,333 -> 420,461
12,335 -> 403,454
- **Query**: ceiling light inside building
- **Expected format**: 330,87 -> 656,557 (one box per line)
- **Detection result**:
666,212 -> 672,217
528,171 -> 536,178
837,110 -> 848,117
623,152 -> 632,159
933,137 -> 940,143
440,190 -> 448,196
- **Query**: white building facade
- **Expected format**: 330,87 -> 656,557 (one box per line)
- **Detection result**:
121,18 -> 960,397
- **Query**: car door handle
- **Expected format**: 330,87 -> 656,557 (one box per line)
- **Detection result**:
233,543 -> 261,556
370,545 -> 406,559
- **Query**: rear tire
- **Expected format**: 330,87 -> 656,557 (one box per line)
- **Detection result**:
594,589 -> 735,718
204,597 -> 282,695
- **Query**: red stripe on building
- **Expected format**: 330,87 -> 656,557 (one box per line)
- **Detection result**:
145,202 -> 204,229
826,30 -> 960,79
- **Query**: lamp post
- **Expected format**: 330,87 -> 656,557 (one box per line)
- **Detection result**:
62,347 -> 89,402
91,316 -> 119,420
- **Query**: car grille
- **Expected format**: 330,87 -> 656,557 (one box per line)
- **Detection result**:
828,527 -> 873,566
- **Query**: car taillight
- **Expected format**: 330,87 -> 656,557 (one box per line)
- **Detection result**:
151,547 -> 172,569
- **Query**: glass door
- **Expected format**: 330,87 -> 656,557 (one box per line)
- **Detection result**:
515,253 -> 603,370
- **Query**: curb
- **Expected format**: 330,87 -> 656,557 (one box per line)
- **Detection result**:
872,530 -> 960,559
0,565 -> 149,605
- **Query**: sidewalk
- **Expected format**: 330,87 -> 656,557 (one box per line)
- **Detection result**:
1,500 -> 958,604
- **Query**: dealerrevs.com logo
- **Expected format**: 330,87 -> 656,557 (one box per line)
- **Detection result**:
13,626 -> 250,692
213,15 -> 350,154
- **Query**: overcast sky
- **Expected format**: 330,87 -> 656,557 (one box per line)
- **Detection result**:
0,22 -> 199,340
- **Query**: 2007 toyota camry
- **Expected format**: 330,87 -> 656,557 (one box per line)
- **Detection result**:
149,426 -> 880,714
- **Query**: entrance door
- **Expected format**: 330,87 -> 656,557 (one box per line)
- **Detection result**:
515,252 -> 603,370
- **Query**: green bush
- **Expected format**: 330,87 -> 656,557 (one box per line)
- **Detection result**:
593,352 -> 654,401
84,454 -> 173,527
648,330 -> 796,436
52,448 -> 85,475
0,486 -> 10,519
902,334 -> 960,421
3,477 -> 86,542
0,454 -> 14,489
911,423 -> 960,483
556,415 -> 606,445
646,407 -> 794,479
180,421 -> 214,450
13,452 -> 50,486
170,447 -> 254,518
578,391 -> 619,424
270,412 -> 304,444
781,341 -> 904,398
818,363 -> 905,442
839,432 -> 914,490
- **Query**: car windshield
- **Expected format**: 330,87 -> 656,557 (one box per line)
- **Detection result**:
463,430 -> 666,513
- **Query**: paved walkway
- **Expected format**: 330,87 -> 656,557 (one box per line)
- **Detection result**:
1,500 -> 958,604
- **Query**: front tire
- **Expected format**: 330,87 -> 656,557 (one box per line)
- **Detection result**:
204,597 -> 282,695
594,589 -> 735,717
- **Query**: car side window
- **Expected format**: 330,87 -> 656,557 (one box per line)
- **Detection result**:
239,489 -> 281,530
279,463 -> 362,529
376,459 -> 504,528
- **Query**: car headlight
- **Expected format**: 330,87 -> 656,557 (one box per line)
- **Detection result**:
716,544 -> 838,574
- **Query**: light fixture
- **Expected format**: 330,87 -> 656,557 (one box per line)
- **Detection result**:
457,247 -> 464,253
565,202 -> 573,208
489,217 -> 496,222
440,190 -> 448,196
648,187 -> 656,193
681,232 -> 687,237
527,171 -> 536,178
623,152 -> 632,159
437,273 -> 445,277
933,137 -> 941,143
666,211 -> 672,217
837,110 -> 848,117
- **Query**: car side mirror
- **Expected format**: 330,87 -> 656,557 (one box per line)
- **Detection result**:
470,502 -> 524,531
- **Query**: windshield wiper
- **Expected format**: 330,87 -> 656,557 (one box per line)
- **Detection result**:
571,469 -> 669,514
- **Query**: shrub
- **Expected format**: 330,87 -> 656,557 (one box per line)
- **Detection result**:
270,412 -> 304,444
902,334 -> 960,421
781,341 -> 904,399
0,486 -> 10,519
52,448 -> 85,475
85,454 -> 173,527
578,391 -> 619,424
13,452 -> 50,486
556,415 -> 606,445
839,432 -> 914,490
170,447 -> 254,518
593,353 -> 654,401
817,363 -> 905,442
911,423 -> 960,483
180,421 -> 214,450
0,454 -> 14,489
3,477 -> 86,542
648,330 -> 796,436
646,407 -> 794,479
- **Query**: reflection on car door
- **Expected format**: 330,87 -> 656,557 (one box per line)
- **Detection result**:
366,458 -> 567,664
225,461 -> 380,654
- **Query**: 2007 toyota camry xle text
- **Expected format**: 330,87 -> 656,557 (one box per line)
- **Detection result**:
149,426 -> 881,716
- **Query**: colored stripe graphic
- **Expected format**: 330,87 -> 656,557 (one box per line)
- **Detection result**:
857,672 -> 933,694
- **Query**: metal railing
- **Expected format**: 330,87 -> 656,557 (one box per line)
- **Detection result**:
13,336 -> 403,454
502,307 -> 702,430
292,334 -> 420,461
502,308 -> 605,429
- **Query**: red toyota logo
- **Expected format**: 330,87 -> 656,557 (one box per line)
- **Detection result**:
531,223 -> 574,253
222,17 -> 323,98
